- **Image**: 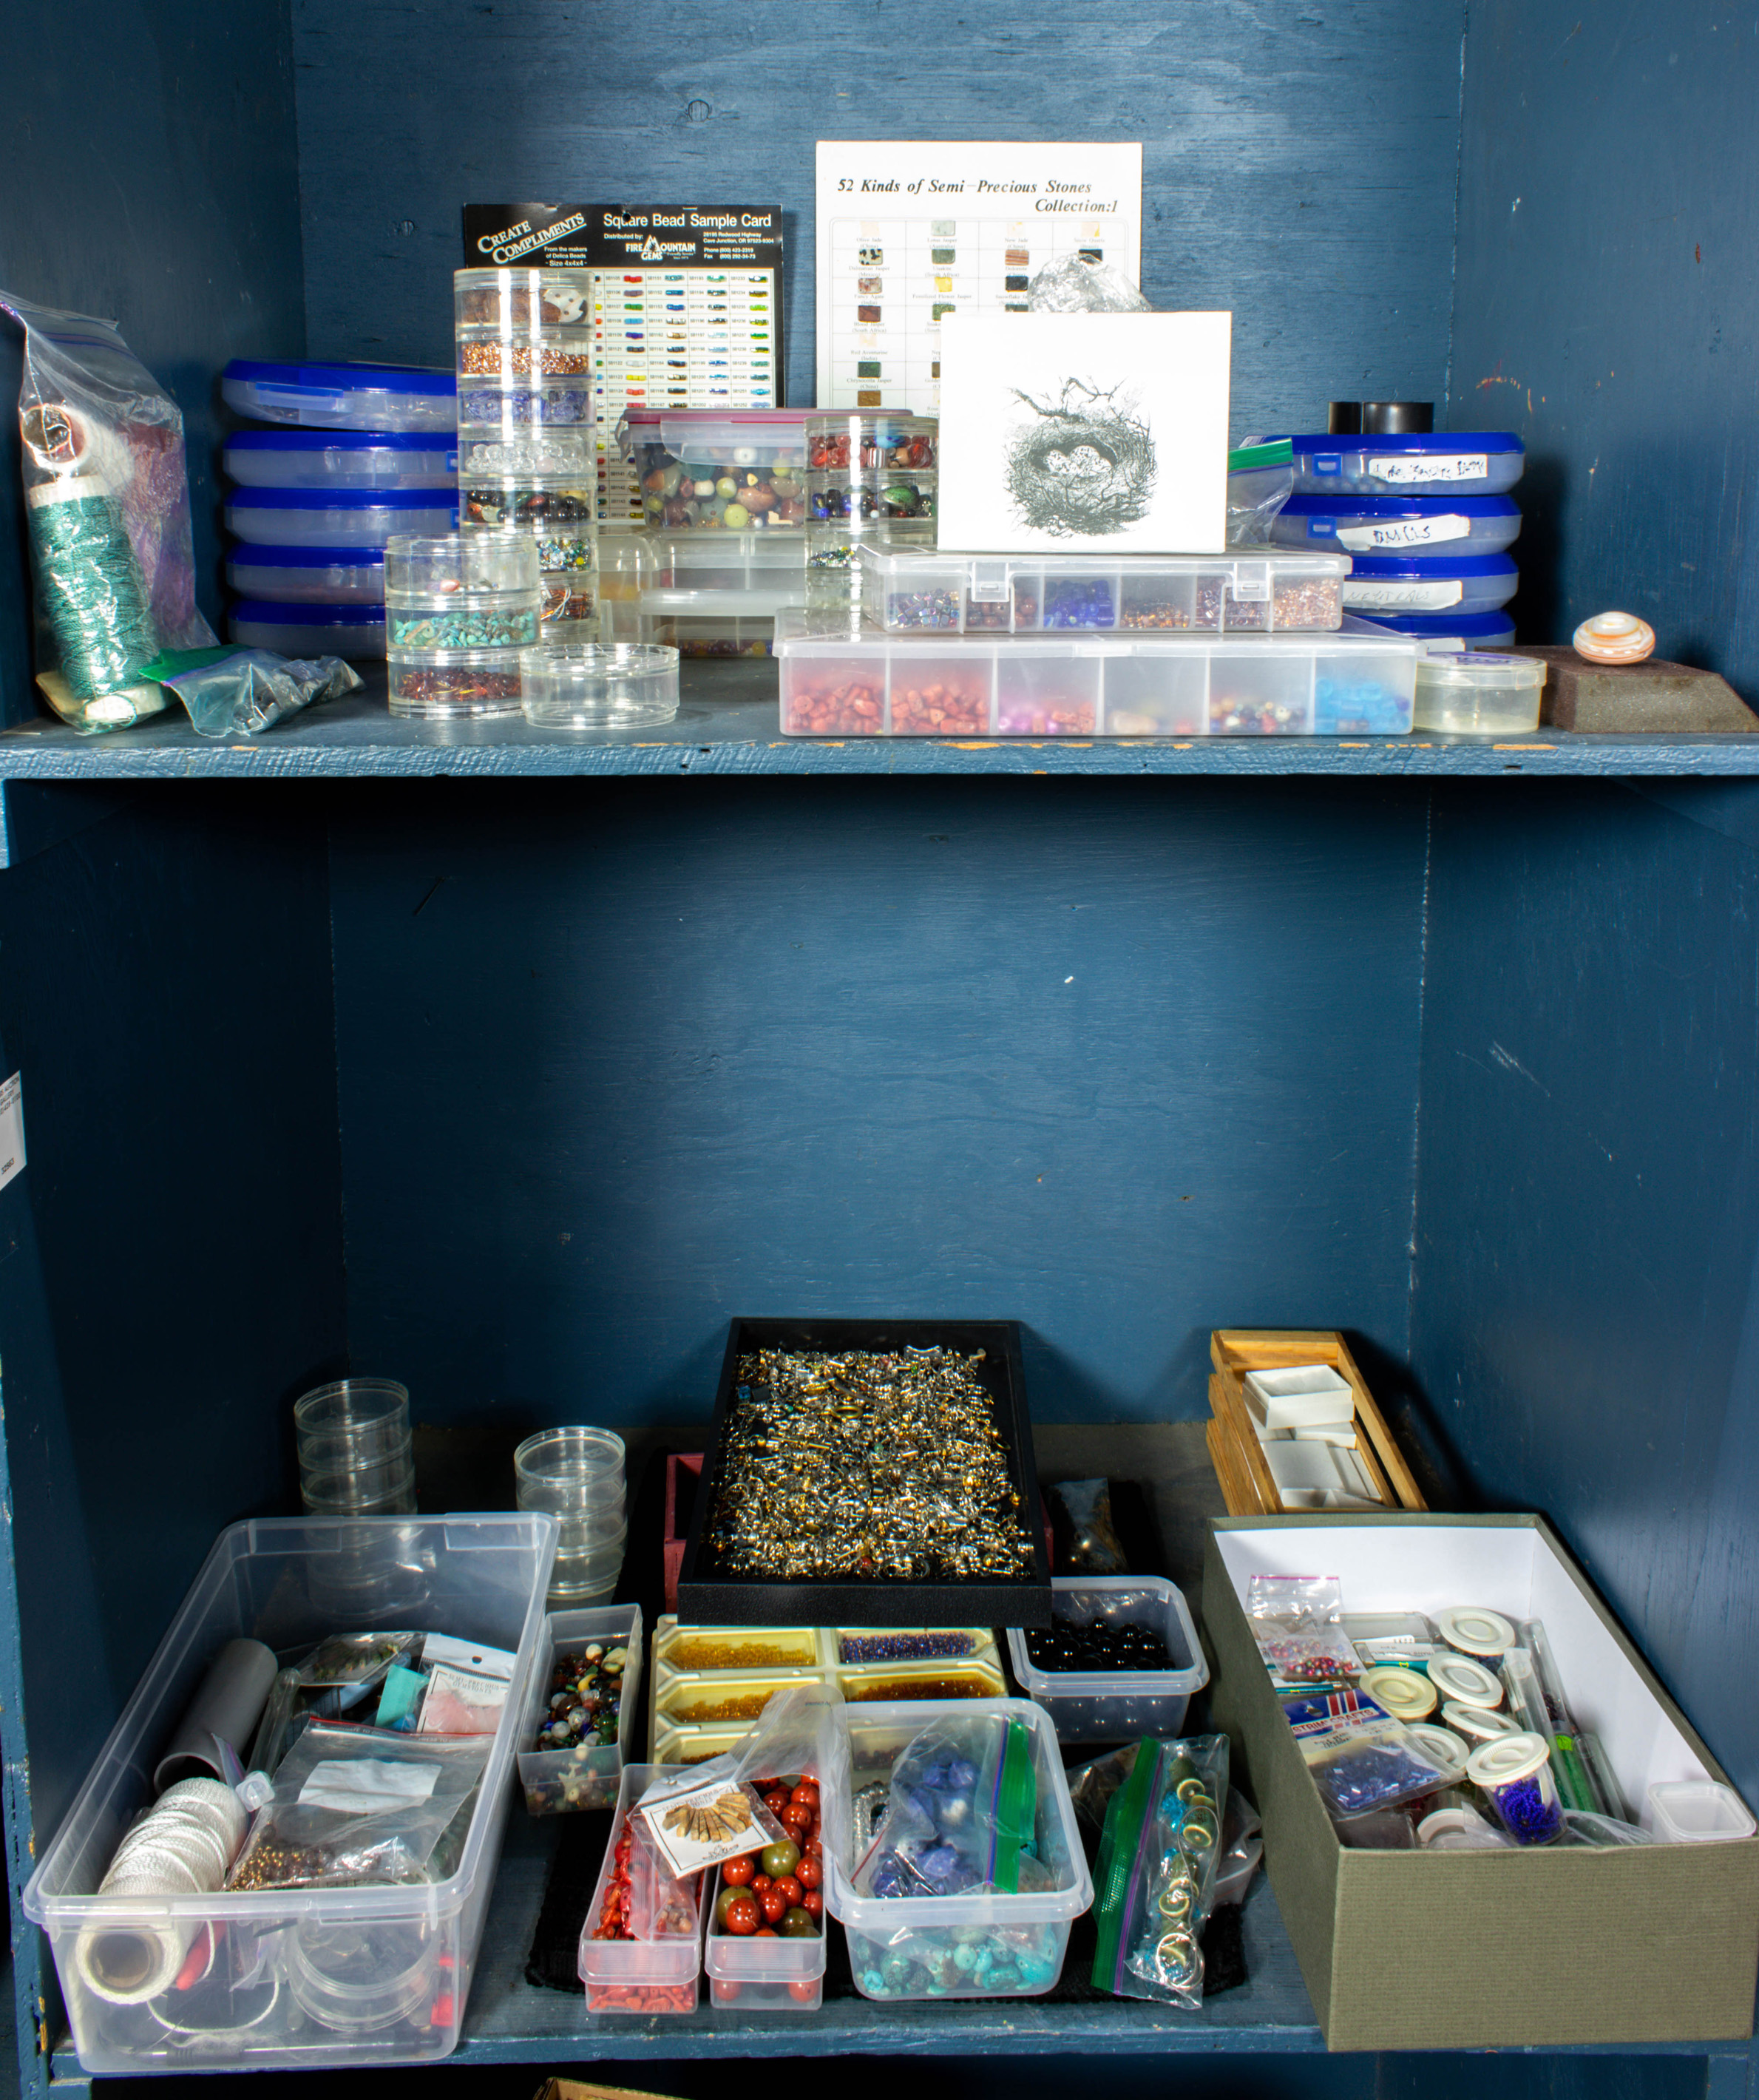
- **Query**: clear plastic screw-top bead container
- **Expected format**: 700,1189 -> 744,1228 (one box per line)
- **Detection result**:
292,1377 -> 415,1515
383,532 -> 540,719
519,643 -> 679,730
514,1426 -> 628,1606
803,411 -> 938,614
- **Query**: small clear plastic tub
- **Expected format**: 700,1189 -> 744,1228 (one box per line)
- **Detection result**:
517,1603 -> 643,1815
384,532 -> 540,603
705,1865 -> 827,2012
458,382 -> 594,430
458,432 -> 594,481
221,359 -> 458,433
1006,1576 -> 1207,1744
460,481 -> 596,529
1272,492 -> 1522,556
1341,552 -> 1518,617
808,470 -> 936,525
225,489 -> 457,549
226,600 -> 385,660
806,410 -> 938,473
622,408 -> 810,529
286,1916 -> 437,2032
294,1376 -> 410,1460
514,1426 -> 627,1506
577,1762 -> 706,2013
226,544 -> 386,606
1468,1732 -> 1565,1846
1345,609 -> 1516,652
299,1461 -> 416,1517
454,266 -> 592,331
387,650 -> 524,719
1279,430 -> 1525,496
457,332 -> 593,382
520,643 -> 680,729
223,429 -> 459,492
1647,1781 -> 1757,1843
1413,651 -> 1546,734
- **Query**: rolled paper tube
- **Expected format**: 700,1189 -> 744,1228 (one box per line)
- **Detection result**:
155,1638 -> 279,1791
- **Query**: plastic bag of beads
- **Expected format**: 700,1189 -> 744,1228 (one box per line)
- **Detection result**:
0,290 -> 214,731
1049,1477 -> 1128,1574
1026,254 -> 1152,314
1244,1573 -> 1359,1685
1226,438 -> 1295,546
1089,1734 -> 1228,2009
1281,1686 -> 1448,1821
1212,1786 -> 1264,1907
637,1683 -> 832,1877
146,646 -> 361,738
857,1710 -> 1039,1899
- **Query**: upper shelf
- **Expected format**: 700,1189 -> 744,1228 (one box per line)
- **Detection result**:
5,661 -> 1759,779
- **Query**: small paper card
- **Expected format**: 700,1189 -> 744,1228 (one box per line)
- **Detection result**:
634,1769 -> 787,1879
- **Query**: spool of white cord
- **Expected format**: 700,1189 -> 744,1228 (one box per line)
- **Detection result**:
75,1780 -> 247,2005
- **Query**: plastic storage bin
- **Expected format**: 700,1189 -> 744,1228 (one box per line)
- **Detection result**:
1341,552 -> 1518,617
1281,432 -> 1525,496
705,1865 -> 827,2011
226,600 -> 385,661
775,609 -> 1422,738
822,1697 -> 1092,2000
1272,493 -> 1522,557
1346,609 -> 1516,652
21,1512 -> 557,2076
221,359 -> 458,433
520,643 -> 680,730
225,546 -> 386,606
517,1603 -> 643,1814
1647,1781 -> 1757,1843
223,430 -> 459,492
225,490 -> 457,550
863,547 -> 1349,636
622,409 -> 809,529
577,1762 -> 706,2013
1413,651 -> 1547,734
1005,1576 -> 1207,1744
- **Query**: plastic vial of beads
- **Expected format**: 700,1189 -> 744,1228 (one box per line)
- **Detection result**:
1467,1732 -> 1565,1845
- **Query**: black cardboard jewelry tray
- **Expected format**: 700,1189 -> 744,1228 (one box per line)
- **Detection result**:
677,1318 -> 1054,1628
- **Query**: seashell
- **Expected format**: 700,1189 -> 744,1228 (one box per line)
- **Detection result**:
1573,611 -> 1655,664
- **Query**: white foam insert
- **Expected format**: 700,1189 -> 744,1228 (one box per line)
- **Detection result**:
1216,1523 -> 1738,1826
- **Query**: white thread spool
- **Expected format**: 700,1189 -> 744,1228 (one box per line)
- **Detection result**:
76,1779 -> 248,2005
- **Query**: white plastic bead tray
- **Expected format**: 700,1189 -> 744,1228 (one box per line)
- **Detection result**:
861,546 -> 1349,636
775,609 -> 1422,738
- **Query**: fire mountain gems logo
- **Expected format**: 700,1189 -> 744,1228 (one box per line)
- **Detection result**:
1004,377 -> 1158,537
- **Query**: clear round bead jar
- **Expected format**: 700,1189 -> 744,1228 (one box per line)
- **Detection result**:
1467,1732 -> 1565,1846
454,266 -> 592,332
387,651 -> 525,719
384,533 -> 542,656
520,643 -> 680,730
805,411 -> 938,475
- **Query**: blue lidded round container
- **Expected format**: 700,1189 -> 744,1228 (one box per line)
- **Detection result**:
221,359 -> 457,433
223,488 -> 458,549
1348,609 -> 1516,651
227,600 -> 386,660
1273,493 -> 1522,557
1341,552 -> 1517,617
1278,432 -> 1524,498
225,546 -> 387,606
223,430 -> 458,491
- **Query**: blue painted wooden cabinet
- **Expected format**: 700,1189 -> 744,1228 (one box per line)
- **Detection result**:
0,0 -> 1755,2094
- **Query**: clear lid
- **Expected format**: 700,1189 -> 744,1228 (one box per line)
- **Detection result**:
455,265 -> 592,290
1427,1654 -> 1504,1707
224,430 -> 455,455
1347,552 -> 1518,580
1281,430 -> 1524,455
1347,609 -> 1515,640
1441,1700 -> 1519,1742
223,359 -> 455,397
228,489 -> 455,511
384,533 -> 540,596
1414,651 -> 1545,688
1465,1731 -> 1552,1787
1435,1607 -> 1520,1653
623,409 -> 810,432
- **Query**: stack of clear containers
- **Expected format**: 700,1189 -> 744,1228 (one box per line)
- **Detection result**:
515,1427 -> 626,1606
384,534 -> 541,719
219,360 -> 459,664
804,411 -> 938,618
293,1378 -> 415,1514
454,269 -> 598,640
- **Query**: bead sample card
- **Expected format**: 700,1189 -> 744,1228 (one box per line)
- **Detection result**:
813,143 -> 1142,416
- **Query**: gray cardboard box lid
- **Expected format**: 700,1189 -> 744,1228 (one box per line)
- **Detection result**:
1204,1513 -> 1759,2052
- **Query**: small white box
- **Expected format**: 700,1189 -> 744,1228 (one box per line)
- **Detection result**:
1244,1363 -> 1356,1429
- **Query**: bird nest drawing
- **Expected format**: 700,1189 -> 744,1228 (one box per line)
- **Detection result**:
1004,377 -> 1157,537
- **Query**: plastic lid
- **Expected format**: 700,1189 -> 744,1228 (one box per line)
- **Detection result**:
1349,610 -> 1515,640
1442,1700 -> 1518,1741
1346,552 -> 1517,580
226,430 -> 455,453
1280,430 -> 1523,455
231,600 -> 384,626
224,359 -> 456,396
1407,1724 -> 1470,1773
1326,402 -> 1363,435
1465,1731 -> 1551,1787
226,489 -> 455,510
624,408 -> 809,427
1281,493 -> 1519,519
1416,1807 -> 1474,1843
1436,1606 -> 1518,1653
1427,1654 -> 1504,1707
1417,653 -> 1545,688
1360,1665 -> 1438,1720
226,544 -> 387,568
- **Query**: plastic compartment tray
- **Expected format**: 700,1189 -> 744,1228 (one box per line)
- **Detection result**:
21,1512 -> 557,2076
221,359 -> 457,433
1281,431 -> 1525,496
705,1865 -> 827,2011
577,1762 -> 706,2014
862,548 -> 1347,636
454,267 -> 592,330
832,1627 -> 1001,1670
225,546 -> 386,606
223,430 -> 459,492
1341,552 -> 1518,617
516,1603 -> 643,1814
623,409 -> 809,530
776,610 -> 1422,738
1005,1576 -> 1208,1744
656,1670 -> 825,1731
1272,493 -> 1522,557
1346,609 -> 1516,652
822,1698 -> 1091,2000
227,601 -> 384,660
834,1658 -> 1007,1703
676,1318 -> 1052,1629
225,490 -> 457,549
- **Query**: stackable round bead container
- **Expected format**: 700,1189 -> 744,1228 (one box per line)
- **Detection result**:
803,410 -> 938,614
520,642 -> 680,730
383,533 -> 541,719
455,268 -> 598,638
227,600 -> 385,661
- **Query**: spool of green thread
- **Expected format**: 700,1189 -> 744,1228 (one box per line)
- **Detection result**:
25,476 -> 160,725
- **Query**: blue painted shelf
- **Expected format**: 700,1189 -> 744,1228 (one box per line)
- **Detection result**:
3,663 -> 1758,779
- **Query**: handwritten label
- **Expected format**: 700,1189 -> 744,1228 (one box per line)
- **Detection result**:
1369,454 -> 1490,485
0,1074 -> 24,1191
1343,580 -> 1465,610
1337,514 -> 1471,552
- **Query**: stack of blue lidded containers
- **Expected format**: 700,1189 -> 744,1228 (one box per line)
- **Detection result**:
1267,403 -> 1523,651
219,361 -> 460,661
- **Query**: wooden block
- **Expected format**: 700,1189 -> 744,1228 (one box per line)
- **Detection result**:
1511,646 -> 1758,734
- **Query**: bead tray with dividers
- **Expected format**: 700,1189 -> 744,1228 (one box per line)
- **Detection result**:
515,1603 -> 644,1815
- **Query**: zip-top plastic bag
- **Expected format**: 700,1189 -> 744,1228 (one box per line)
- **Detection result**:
855,1710 -> 1039,1899
0,291 -> 213,731
636,1682 -> 834,1878
1227,438 -> 1295,546
1089,1734 -> 1228,2009
140,644 -> 361,738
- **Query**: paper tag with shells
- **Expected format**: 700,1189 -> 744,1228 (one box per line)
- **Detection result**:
634,1770 -> 788,1878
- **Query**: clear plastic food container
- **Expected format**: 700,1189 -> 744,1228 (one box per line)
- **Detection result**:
775,609 -> 1422,737
224,546 -> 386,606
21,1513 -> 557,2076
623,409 -> 809,529
806,411 -> 937,473
224,490 -> 457,549
387,651 -> 525,719
625,528 -> 807,595
223,430 -> 459,492
1413,650 -> 1546,734
822,1698 -> 1091,2001
226,600 -> 385,660
1004,1576 -> 1207,1744
809,470 -> 936,525
577,1763 -> 706,2013
458,433 -> 594,481
705,1863 -> 827,2012
519,643 -> 680,729
863,548 -> 1349,635
1341,552 -> 1518,616
453,266 -> 592,331
1345,609 -> 1516,652
221,359 -> 457,433
1280,431 -> 1525,496
517,1604 -> 643,1814
1272,493 -> 1522,556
